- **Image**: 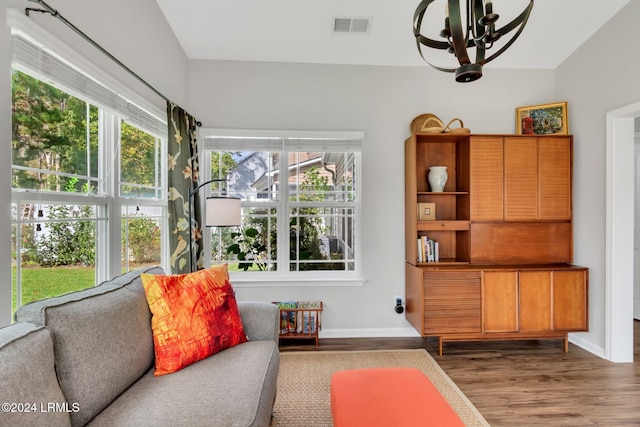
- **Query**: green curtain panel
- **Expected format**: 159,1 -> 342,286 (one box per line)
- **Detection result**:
167,102 -> 202,273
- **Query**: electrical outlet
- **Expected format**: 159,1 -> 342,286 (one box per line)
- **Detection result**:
394,295 -> 404,314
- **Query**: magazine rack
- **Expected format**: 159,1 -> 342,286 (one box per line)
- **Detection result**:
274,301 -> 323,349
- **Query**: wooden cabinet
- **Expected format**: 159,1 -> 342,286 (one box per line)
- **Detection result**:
482,268 -> 588,334
405,124 -> 587,353
406,133 -> 573,266
519,271 -> 552,331
469,136 -> 504,221
405,265 -> 589,355
470,136 -> 572,222
552,270 -> 589,330
483,271 -> 518,333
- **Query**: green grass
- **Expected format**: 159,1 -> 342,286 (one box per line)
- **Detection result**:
11,262 -> 257,313
12,266 -> 96,311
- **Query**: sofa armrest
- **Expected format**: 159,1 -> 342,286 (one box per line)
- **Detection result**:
238,301 -> 280,343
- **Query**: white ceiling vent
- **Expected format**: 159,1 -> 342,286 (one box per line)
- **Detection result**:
332,17 -> 372,34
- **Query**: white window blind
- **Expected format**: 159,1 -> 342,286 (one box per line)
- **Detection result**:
11,34 -> 166,138
203,129 -> 364,152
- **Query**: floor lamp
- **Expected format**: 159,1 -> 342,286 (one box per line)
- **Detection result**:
188,179 -> 241,272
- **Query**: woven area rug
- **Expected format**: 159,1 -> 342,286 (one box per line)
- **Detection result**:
270,349 -> 490,426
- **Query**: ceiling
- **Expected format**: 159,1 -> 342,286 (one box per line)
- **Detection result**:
155,0 -> 630,70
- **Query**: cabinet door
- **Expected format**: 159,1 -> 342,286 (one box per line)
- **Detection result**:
424,271 -> 481,334
553,270 -> 588,331
470,137 -> 504,221
504,138 -> 538,220
519,271 -> 552,331
539,137 -> 572,220
483,271 -> 518,333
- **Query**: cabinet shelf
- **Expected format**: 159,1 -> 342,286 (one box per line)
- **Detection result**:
417,191 -> 469,195
417,220 -> 469,231
417,259 -> 470,266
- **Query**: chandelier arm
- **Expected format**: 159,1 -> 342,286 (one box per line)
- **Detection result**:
418,44 -> 457,73
413,0 -> 435,24
415,40 -> 458,73
448,0 -> 471,66
471,0 -> 487,63
480,0 -> 534,65
413,0 -> 449,49
413,0 -> 450,49
415,34 -> 451,50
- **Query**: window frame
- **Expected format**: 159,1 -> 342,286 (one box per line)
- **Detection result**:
9,11 -> 169,312
201,128 -> 365,287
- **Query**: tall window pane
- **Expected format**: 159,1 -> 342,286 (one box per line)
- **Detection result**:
210,151 -> 279,271
120,121 -> 162,199
288,152 -> 356,271
12,70 -> 99,194
11,202 -> 98,308
121,205 -> 162,272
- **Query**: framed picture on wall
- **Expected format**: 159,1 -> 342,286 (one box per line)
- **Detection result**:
516,101 -> 568,135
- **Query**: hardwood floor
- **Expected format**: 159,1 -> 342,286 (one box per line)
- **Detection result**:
278,321 -> 640,426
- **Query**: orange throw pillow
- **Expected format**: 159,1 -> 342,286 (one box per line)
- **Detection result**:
141,264 -> 247,376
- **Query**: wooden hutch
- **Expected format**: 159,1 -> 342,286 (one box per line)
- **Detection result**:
405,126 -> 588,355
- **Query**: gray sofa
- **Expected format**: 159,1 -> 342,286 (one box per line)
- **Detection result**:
0,266 -> 280,427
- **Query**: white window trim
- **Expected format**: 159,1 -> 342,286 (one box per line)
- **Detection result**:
200,127 -> 366,287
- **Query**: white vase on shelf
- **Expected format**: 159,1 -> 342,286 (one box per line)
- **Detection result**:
428,166 -> 448,192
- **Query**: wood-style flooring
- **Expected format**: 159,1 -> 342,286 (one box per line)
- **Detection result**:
278,321 -> 640,426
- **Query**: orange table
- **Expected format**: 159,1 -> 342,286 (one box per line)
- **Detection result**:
330,367 -> 464,427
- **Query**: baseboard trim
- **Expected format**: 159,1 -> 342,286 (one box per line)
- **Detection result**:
569,333 -> 606,360
319,327 -> 422,339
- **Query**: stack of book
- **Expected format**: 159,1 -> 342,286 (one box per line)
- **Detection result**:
417,235 -> 439,263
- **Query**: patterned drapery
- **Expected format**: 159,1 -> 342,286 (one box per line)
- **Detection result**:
167,102 -> 202,273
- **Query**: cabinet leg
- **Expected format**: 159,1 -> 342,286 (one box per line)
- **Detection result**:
563,335 -> 569,352
438,337 -> 443,356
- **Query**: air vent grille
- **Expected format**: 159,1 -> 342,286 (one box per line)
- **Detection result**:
332,17 -> 372,34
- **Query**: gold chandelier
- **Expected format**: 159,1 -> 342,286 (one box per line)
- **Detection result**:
413,0 -> 534,82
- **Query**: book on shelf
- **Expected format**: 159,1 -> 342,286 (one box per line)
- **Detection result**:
417,236 -> 439,263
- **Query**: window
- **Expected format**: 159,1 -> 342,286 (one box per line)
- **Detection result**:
11,70 -> 99,194
9,21 -> 167,313
203,130 -> 363,284
120,121 -> 162,199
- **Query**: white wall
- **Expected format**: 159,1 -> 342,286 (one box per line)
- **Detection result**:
555,0 -> 640,356
0,0 -> 189,326
187,60 -> 556,336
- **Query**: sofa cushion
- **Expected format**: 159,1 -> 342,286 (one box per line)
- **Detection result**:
15,265 -> 164,427
141,264 -> 248,376
0,323 -> 71,427
87,340 -> 280,427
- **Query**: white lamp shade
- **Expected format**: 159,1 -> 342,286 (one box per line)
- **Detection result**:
204,197 -> 242,227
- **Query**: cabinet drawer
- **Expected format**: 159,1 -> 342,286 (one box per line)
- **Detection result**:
423,271 -> 481,334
